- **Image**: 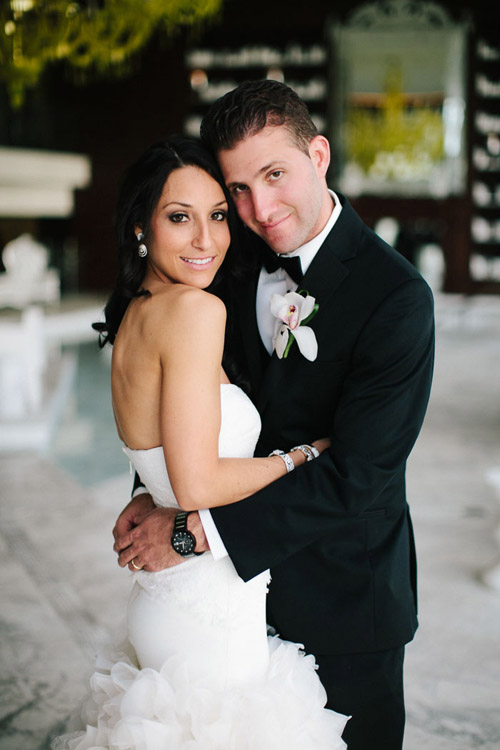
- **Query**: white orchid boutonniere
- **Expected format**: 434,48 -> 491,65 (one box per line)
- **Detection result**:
270,291 -> 319,361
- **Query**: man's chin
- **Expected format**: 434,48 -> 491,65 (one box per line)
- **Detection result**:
257,232 -> 295,255
267,243 -> 296,255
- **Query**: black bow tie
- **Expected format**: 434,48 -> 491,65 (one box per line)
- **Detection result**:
262,249 -> 303,285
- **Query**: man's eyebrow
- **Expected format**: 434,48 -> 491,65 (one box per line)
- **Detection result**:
226,162 -> 282,188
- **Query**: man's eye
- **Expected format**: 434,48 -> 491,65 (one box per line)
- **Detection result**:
169,212 -> 188,223
269,170 -> 283,181
232,185 -> 248,195
211,210 -> 227,221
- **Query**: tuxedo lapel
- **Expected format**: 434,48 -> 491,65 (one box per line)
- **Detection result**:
300,237 -> 349,306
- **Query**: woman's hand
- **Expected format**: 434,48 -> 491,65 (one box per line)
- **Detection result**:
312,437 -> 331,455
287,438 -> 331,469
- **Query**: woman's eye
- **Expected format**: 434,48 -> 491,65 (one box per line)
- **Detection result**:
169,212 -> 188,223
211,210 -> 227,222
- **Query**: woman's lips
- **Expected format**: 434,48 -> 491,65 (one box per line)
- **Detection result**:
181,256 -> 215,268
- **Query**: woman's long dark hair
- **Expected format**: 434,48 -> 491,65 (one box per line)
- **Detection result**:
93,135 -> 252,391
93,134 -> 245,347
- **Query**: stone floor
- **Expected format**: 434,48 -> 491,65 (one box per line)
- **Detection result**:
1,293 -> 499,749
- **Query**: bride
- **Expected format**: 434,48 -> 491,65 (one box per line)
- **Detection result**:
52,136 -> 348,749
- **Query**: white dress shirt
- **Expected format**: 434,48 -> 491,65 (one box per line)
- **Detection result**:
200,191 -> 342,559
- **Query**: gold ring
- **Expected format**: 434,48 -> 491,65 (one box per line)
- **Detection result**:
131,559 -> 142,570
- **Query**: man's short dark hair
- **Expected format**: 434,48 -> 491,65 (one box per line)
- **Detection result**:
200,79 -> 318,155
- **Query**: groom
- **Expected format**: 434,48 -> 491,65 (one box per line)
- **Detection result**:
113,80 -> 434,749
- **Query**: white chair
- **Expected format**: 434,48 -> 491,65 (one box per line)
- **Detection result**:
0,233 -> 60,309
0,306 -> 46,419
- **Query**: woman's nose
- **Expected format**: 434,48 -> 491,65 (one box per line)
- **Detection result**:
192,220 -> 213,251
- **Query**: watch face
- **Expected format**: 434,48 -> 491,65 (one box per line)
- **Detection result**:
172,530 -> 196,556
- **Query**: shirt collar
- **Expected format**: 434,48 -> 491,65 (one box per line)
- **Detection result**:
282,190 -> 342,275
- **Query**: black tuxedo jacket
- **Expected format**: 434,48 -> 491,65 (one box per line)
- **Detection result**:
211,193 -> 435,656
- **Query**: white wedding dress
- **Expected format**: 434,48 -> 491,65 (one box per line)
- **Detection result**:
53,384 -> 348,749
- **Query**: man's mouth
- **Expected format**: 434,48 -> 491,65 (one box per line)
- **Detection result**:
260,215 -> 290,232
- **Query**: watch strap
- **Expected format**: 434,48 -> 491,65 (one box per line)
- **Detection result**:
174,510 -> 190,532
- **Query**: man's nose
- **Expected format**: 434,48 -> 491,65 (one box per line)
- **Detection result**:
251,188 -> 274,224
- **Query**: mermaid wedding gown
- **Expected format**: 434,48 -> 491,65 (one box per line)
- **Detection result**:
53,384 -> 348,749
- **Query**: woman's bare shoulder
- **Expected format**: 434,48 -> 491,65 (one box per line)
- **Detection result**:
152,284 -> 226,327
152,286 -> 226,372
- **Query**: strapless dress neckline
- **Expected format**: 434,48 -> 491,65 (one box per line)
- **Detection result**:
121,383 -> 262,510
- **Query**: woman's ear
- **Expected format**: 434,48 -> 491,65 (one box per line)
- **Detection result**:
134,224 -> 143,239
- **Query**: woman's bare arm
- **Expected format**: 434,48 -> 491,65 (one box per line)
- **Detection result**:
158,287 -> 311,511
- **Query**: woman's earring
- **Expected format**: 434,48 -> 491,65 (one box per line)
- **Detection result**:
137,232 -> 148,258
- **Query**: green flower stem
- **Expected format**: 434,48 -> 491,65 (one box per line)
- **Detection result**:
283,332 -> 295,358
301,304 -> 319,326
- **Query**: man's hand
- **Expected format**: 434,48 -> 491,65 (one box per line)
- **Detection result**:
113,496 -> 209,572
113,492 -> 156,542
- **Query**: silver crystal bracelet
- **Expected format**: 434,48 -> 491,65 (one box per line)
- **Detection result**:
268,449 -> 295,473
290,444 -> 319,461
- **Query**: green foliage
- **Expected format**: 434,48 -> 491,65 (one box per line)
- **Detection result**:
0,0 -> 224,107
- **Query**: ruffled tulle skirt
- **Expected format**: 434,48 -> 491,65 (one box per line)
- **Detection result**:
52,634 -> 348,750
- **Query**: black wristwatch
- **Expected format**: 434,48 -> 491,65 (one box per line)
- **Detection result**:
171,511 -> 203,557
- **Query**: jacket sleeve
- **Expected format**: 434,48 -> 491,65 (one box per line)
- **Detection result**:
210,277 -> 435,581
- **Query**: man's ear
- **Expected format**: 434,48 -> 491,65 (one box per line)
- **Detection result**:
309,135 -> 330,178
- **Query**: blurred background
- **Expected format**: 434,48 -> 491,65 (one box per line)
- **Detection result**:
0,1 -> 499,748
